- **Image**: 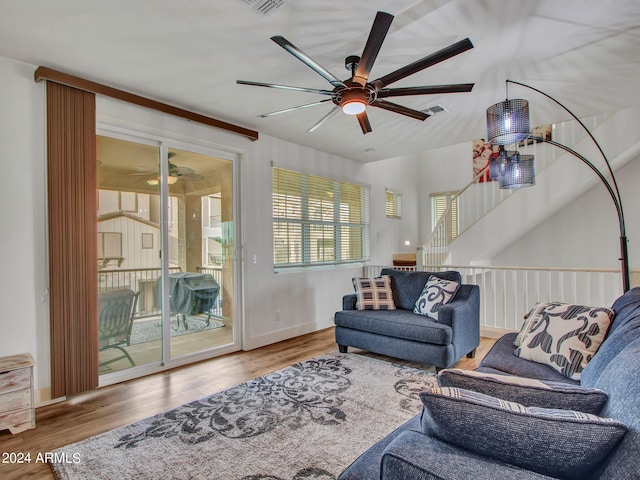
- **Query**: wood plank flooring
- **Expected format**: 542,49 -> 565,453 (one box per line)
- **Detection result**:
0,328 -> 496,480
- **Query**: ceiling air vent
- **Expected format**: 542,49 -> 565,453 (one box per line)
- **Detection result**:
239,0 -> 289,16
422,104 -> 449,116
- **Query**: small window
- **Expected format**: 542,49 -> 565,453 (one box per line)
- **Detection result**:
430,192 -> 458,241
385,189 -> 402,219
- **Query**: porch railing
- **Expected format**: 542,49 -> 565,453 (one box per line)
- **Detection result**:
364,264 -> 632,333
98,265 -> 223,318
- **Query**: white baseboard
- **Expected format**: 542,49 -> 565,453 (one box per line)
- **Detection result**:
243,318 -> 334,351
481,326 -> 514,339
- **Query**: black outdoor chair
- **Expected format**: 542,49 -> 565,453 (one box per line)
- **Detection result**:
98,288 -> 139,369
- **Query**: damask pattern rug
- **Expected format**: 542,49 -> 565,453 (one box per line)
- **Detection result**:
50,352 -> 437,480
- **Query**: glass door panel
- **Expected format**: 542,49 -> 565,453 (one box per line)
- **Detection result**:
97,135 -> 237,378
166,147 -> 235,359
97,135 -> 164,374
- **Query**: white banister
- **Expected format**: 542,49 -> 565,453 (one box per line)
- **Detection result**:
364,264 -> 635,333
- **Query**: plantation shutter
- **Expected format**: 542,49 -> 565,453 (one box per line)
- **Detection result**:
431,192 -> 458,241
385,189 -> 402,219
273,166 -> 369,268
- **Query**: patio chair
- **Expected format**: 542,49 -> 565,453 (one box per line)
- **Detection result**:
98,288 -> 139,369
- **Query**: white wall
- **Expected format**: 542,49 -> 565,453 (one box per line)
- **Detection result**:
492,155 -> 640,270
359,154 -> 421,265
3,52 -> 637,401
0,55 -> 379,398
415,142 -> 474,243
0,57 -> 49,394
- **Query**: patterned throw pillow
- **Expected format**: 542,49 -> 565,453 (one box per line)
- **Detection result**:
352,276 -> 396,311
420,386 -> 628,480
513,302 -> 549,346
515,302 -> 614,380
438,368 -> 608,414
413,275 -> 460,320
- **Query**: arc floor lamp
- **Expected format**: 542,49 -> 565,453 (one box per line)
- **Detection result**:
485,80 -> 630,292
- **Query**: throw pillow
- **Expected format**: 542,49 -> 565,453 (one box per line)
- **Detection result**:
420,386 -> 627,480
513,302 -> 549,347
413,275 -> 460,320
515,302 -> 614,380
438,368 -> 608,414
352,276 -> 396,311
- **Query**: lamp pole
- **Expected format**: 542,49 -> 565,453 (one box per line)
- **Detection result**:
506,80 -> 630,292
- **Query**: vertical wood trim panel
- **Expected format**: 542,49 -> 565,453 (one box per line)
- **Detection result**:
47,82 -> 98,398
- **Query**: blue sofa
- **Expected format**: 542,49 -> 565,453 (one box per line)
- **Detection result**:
334,269 -> 480,369
339,287 -> 640,480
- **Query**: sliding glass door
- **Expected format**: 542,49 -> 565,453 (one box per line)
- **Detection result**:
96,133 -> 237,379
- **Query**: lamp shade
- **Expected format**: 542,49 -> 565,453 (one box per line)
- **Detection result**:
486,99 -> 530,145
499,152 -> 535,189
490,149 -> 513,181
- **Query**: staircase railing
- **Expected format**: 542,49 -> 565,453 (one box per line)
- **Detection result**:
420,113 -> 611,267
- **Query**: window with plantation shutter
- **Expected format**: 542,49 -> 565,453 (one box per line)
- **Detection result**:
273,166 -> 370,269
431,191 -> 458,241
385,189 -> 402,219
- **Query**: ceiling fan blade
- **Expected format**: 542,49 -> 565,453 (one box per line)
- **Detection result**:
180,173 -> 204,181
307,106 -> 341,133
378,83 -> 475,98
356,111 -> 372,134
236,80 -> 333,96
271,35 -> 346,88
171,166 -> 195,175
372,100 -> 430,121
259,99 -> 333,118
372,38 -> 474,89
353,11 -> 394,87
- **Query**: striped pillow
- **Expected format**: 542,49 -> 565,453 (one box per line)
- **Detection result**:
437,369 -> 608,413
352,276 -> 396,310
420,386 -> 627,480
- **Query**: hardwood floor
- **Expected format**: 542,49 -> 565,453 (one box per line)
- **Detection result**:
0,328 -> 496,480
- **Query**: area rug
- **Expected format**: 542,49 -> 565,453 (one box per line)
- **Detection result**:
50,352 -> 437,480
129,316 -> 225,345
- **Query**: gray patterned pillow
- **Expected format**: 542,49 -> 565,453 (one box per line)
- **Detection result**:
420,386 -> 627,480
413,275 -> 460,320
438,368 -> 608,414
352,276 -> 396,311
513,302 -> 549,346
515,302 -> 614,380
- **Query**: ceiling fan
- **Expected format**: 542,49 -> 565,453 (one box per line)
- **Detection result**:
130,153 -> 204,185
237,11 -> 475,134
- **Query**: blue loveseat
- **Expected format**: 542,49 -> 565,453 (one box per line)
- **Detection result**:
334,269 -> 480,369
339,287 -> 640,480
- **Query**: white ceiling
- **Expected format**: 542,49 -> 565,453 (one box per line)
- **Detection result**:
1,0 -> 639,162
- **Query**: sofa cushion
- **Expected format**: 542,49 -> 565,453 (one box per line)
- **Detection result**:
584,337 -> 640,479
380,269 -> 462,311
420,386 -> 628,480
478,333 -> 579,384
438,368 -> 608,414
352,276 -> 396,311
334,309 -> 452,345
582,287 -> 640,386
413,275 -> 460,321
514,302 -> 614,380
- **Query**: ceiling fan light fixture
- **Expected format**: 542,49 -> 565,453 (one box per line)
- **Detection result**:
147,175 -> 178,186
342,100 -> 366,115
339,89 -> 369,115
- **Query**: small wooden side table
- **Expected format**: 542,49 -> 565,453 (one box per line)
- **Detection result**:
0,353 -> 36,434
